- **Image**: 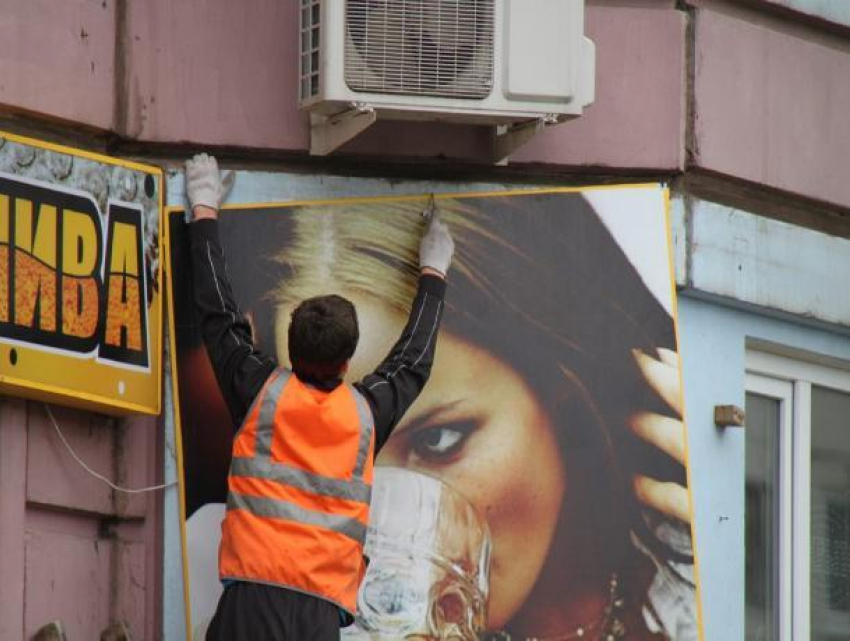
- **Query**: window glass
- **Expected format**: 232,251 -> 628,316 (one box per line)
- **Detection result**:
811,386 -> 850,640
745,392 -> 781,641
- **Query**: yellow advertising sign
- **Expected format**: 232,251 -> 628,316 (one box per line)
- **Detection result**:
0,131 -> 162,415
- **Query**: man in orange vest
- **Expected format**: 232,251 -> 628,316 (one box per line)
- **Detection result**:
185,154 -> 454,640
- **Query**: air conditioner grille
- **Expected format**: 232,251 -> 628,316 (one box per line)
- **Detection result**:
345,0 -> 495,100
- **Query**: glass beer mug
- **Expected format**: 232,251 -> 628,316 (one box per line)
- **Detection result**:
343,467 -> 491,640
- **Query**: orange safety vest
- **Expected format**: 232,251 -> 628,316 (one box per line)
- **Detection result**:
219,368 -> 376,616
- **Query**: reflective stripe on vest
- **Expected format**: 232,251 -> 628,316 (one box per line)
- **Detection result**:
226,369 -> 375,542
226,492 -> 367,542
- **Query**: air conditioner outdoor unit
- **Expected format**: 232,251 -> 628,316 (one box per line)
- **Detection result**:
300,0 -> 595,161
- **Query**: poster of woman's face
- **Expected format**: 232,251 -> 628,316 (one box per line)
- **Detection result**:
168,186 -> 701,640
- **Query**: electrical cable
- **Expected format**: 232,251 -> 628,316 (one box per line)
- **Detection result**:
44,403 -> 177,494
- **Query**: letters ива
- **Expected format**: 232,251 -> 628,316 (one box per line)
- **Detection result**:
0,176 -> 149,368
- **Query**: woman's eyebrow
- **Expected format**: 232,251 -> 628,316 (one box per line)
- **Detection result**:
394,400 -> 466,434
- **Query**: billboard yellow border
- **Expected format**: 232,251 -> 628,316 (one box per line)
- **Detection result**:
212,181 -> 664,214
663,189 -> 706,641
165,184 -> 705,641
0,129 -> 164,415
162,205 -> 195,637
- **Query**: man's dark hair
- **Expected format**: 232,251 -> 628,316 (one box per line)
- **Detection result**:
288,294 -> 359,382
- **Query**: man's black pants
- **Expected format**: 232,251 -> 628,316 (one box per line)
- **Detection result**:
206,582 -> 341,640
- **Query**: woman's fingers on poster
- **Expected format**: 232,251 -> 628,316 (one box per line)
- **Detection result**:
632,348 -> 683,415
630,347 -> 690,522
633,475 -> 691,524
656,346 -> 679,368
630,348 -> 687,463
629,411 -> 686,465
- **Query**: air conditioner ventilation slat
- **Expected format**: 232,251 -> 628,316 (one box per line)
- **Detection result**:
299,0 -> 322,102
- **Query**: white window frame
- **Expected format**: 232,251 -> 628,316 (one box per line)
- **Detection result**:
745,372 -> 794,641
746,349 -> 850,641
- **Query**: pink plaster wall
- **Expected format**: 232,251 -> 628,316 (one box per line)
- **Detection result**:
23,510 -> 111,639
26,406 -> 115,514
693,7 -> 850,206
0,401 -> 28,641
121,0 -> 307,148
1,0 -> 848,210
121,1 -> 686,168
0,0 -> 115,129
511,5 -> 687,169
0,401 -> 160,640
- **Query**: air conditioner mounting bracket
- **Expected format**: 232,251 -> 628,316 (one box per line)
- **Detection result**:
492,114 -> 560,164
310,103 -> 377,156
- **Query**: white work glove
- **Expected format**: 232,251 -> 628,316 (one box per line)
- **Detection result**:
184,153 -> 234,213
419,213 -> 454,277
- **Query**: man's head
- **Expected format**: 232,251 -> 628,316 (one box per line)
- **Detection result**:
288,294 -> 359,383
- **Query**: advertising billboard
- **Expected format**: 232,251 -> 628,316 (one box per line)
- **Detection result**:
167,186 -> 701,639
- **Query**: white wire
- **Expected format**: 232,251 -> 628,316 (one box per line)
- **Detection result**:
45,404 -> 177,494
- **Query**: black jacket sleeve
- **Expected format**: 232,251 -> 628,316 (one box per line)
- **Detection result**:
189,219 -> 277,429
354,275 -> 446,454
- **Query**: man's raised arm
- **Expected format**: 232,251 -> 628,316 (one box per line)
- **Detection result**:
355,213 -> 455,453
185,154 -> 276,428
